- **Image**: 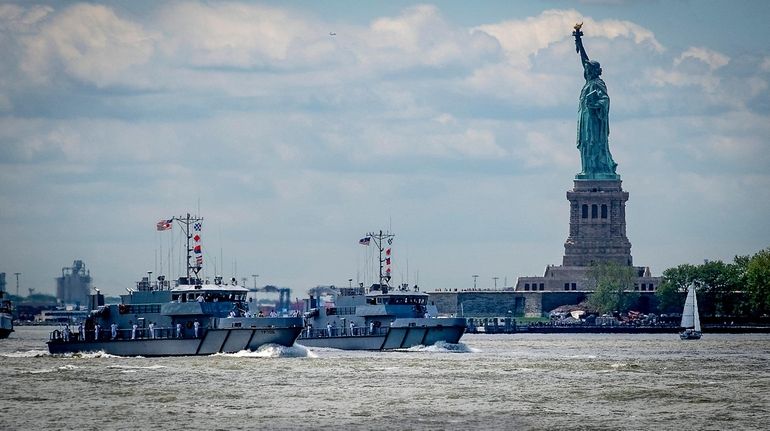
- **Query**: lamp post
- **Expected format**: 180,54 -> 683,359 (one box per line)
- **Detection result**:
493,277 -> 499,290
251,274 -> 259,303
472,274 -> 479,289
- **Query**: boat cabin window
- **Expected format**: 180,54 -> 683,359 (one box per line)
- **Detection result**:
393,296 -> 426,305
374,295 -> 426,305
172,291 -> 247,303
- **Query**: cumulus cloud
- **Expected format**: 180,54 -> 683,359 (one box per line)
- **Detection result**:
761,57 -> 770,73
465,10 -> 664,108
363,5 -> 500,70
0,4 -> 53,31
154,2 -> 334,69
674,47 -> 729,70
513,129 -> 575,169
20,4 -> 156,88
476,9 -> 663,64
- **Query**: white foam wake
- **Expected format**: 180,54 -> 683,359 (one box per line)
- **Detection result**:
213,343 -> 316,358
65,351 -> 122,359
4,349 -> 126,359
22,364 -> 81,374
1,349 -> 50,358
405,341 -> 479,353
108,364 -> 167,370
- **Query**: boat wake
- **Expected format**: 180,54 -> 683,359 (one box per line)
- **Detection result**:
22,364 -> 81,374
1,349 -> 50,358
213,343 -> 316,358
3,349 -> 127,359
57,350 -> 123,359
108,364 -> 167,372
405,341 -> 479,353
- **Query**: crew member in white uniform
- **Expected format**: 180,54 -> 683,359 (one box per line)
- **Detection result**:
148,322 -> 155,339
94,324 -> 100,341
131,322 -> 138,340
110,323 -> 118,339
193,320 -> 200,338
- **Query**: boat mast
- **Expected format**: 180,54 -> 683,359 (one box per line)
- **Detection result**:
173,213 -> 203,280
367,230 -> 395,287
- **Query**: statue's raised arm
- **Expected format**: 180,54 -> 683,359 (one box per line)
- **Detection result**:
573,23 -> 590,67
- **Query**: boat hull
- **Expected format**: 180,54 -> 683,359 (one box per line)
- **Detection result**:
0,314 -> 12,339
679,330 -> 702,340
47,326 -> 304,356
298,318 -> 466,350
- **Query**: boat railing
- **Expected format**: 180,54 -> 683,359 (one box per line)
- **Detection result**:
48,326 -> 205,343
299,326 -> 388,339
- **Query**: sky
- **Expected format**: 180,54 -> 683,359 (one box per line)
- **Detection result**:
1,0 -> 769,297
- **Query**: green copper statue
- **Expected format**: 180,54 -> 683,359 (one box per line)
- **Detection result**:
573,23 -> 619,180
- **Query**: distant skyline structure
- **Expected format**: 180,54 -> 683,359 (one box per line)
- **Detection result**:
56,260 -> 92,307
0,2 -> 768,296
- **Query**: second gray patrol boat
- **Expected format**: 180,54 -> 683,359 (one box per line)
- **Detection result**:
47,214 -> 303,356
297,230 -> 466,350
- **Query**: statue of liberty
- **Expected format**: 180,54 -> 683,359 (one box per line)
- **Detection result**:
573,23 -> 618,180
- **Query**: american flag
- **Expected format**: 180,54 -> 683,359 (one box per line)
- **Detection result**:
359,237 -> 370,245
156,219 -> 172,231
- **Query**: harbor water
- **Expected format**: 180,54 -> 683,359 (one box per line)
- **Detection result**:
2,326 -> 768,430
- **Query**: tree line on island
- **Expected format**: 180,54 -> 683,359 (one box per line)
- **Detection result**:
586,247 -> 770,322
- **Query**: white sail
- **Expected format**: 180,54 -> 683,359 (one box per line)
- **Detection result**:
680,285 -> 700,330
692,288 -> 701,332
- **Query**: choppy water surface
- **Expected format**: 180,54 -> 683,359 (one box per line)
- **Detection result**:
2,327 -> 768,430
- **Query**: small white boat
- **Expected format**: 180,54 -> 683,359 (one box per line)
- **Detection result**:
679,284 -> 702,340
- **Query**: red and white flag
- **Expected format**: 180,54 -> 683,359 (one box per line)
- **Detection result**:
156,219 -> 172,231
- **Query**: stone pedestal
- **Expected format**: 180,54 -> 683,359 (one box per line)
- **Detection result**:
563,179 -> 632,266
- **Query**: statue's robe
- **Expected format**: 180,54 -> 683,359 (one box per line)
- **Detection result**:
577,76 -> 617,178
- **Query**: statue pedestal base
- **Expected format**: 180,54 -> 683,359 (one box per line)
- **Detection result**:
563,179 -> 632,267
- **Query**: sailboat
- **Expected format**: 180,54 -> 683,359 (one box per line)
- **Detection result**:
679,284 -> 702,340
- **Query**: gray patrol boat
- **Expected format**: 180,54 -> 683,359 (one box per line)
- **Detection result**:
297,231 -> 466,350
47,214 -> 303,356
0,287 -> 13,339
